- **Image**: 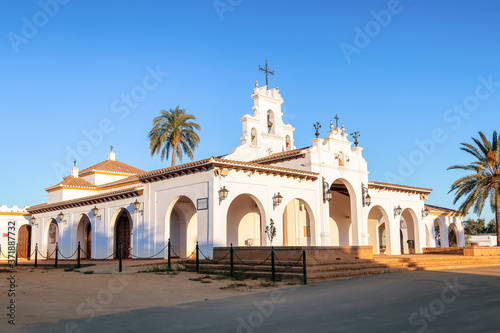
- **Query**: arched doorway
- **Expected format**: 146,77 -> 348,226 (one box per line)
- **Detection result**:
400,209 -> 418,254
76,214 -> 92,259
227,194 -> 263,246
434,219 -> 441,247
168,196 -> 198,258
283,199 -> 311,246
114,209 -> 132,259
449,223 -> 458,247
367,206 -> 389,254
47,219 -> 59,258
329,179 -> 354,246
18,224 -> 31,259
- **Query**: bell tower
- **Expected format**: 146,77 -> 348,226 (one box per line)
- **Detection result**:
224,81 -> 295,162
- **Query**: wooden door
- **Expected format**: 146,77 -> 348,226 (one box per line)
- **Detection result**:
115,214 -> 131,259
18,225 -> 31,259
86,223 -> 92,259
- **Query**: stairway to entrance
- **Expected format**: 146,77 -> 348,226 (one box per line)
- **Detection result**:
182,254 -> 500,282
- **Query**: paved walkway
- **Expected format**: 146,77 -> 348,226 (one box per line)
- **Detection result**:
21,266 -> 500,332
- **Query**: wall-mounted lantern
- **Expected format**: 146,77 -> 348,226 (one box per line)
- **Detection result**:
394,205 -> 402,218
422,207 -> 430,218
273,192 -> 283,207
323,177 -> 332,203
362,183 -> 371,207
91,206 -> 99,217
218,186 -> 229,204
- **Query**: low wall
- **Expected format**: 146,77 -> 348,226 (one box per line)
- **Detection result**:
423,246 -> 500,256
213,246 -> 373,262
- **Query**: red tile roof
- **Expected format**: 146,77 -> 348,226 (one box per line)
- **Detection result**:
139,156 -> 319,182
425,204 -> 463,216
368,181 -> 432,195
45,176 -> 96,191
249,147 -> 308,165
79,159 -> 145,176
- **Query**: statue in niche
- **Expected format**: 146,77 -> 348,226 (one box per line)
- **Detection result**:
338,152 -> 345,167
267,113 -> 273,133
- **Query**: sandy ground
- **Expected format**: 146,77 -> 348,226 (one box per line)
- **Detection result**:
0,261 -> 295,331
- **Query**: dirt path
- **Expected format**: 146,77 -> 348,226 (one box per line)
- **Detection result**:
0,264 -> 294,331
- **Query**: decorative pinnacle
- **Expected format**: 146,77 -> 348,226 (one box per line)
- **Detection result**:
350,131 -> 360,147
314,122 -> 321,138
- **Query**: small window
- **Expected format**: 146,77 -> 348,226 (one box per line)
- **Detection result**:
251,128 -> 257,146
267,110 -> 274,133
285,135 -> 291,151
49,222 -> 58,244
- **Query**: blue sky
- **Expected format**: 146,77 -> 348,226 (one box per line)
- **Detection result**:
1,0 -> 499,222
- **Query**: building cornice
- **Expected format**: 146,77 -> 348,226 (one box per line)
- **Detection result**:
368,181 -> 432,195
28,187 -> 144,214
139,156 -> 319,183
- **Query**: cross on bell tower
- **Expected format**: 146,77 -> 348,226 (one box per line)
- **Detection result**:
258,60 -> 274,88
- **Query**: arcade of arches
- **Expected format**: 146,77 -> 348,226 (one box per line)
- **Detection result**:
168,196 -> 198,258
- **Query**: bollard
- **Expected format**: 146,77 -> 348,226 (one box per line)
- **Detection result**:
34,244 -> 38,268
55,242 -> 59,268
302,250 -> 307,285
15,243 -> 18,267
230,243 -> 234,277
77,241 -> 81,269
196,241 -> 199,273
168,238 -> 171,269
271,246 -> 275,282
119,241 -> 123,273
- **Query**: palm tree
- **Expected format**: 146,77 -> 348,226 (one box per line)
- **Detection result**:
148,106 -> 201,167
448,131 -> 500,246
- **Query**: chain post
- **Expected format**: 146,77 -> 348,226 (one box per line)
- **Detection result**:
230,243 -> 234,277
55,242 -> 58,268
77,241 -> 81,268
196,241 -> 199,273
168,238 -> 171,269
34,244 -> 38,268
302,250 -> 307,285
271,246 -> 275,282
119,241 -> 123,272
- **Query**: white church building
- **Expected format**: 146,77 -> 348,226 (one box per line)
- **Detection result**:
1,82 -> 465,261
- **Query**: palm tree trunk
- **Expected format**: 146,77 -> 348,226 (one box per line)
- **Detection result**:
171,144 -> 178,167
496,194 -> 500,246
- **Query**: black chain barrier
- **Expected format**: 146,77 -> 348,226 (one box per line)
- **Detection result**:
37,248 -> 56,259
274,252 -> 303,269
233,250 -> 273,266
205,250 -> 231,264
170,246 -> 197,260
58,247 -> 78,259
130,243 -> 169,259
16,248 -> 37,260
